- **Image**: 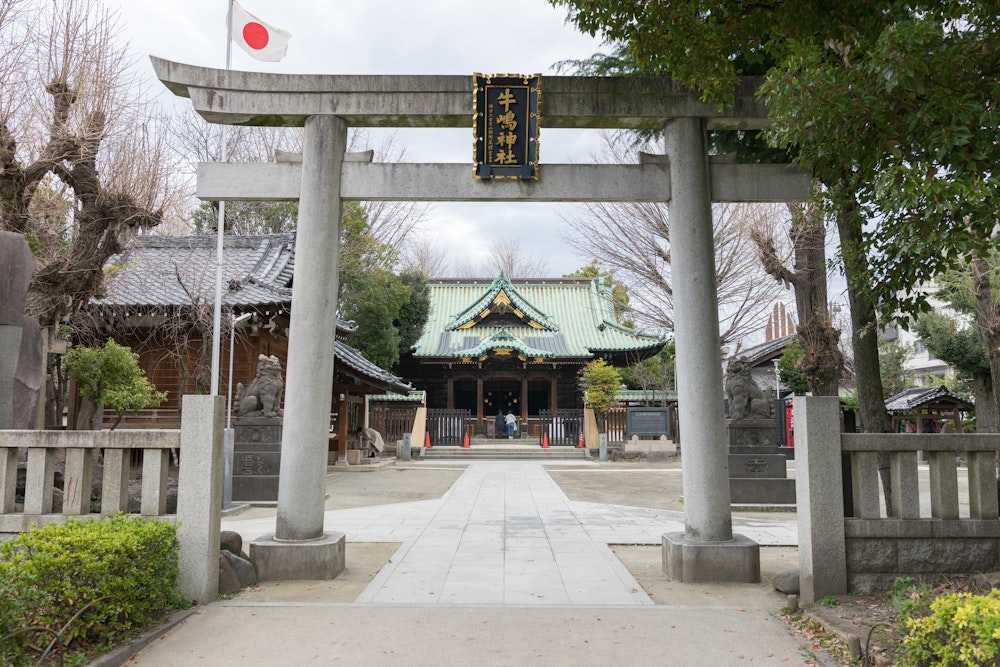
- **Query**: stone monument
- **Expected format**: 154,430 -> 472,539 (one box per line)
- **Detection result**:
0,232 -> 42,429
724,356 -> 795,505
232,355 -> 284,502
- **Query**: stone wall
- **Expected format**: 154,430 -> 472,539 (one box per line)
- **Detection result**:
795,396 -> 1000,602
845,532 -> 1000,593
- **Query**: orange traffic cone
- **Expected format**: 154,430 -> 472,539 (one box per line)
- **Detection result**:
425,432 -> 432,449
541,432 -> 549,448
577,434 -> 585,448
462,432 -> 470,448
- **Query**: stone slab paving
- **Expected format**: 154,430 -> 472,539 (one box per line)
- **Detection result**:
222,461 -> 797,607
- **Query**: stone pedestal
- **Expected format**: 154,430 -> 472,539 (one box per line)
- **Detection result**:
727,419 -> 796,505
727,418 -> 778,449
663,532 -> 760,583
232,417 -> 282,503
250,531 -> 346,581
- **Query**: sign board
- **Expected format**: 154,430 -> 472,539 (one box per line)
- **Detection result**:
626,407 -> 671,438
473,73 -> 540,180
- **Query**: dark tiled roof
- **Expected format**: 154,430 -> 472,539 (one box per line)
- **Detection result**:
335,341 -> 412,395
94,234 -> 296,309
736,334 -> 798,366
91,234 -> 404,391
885,386 -> 974,412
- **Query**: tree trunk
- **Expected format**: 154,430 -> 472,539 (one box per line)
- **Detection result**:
835,190 -> 894,513
971,256 -> 1000,434
971,375 -> 997,433
752,202 -> 842,396
788,204 -> 842,396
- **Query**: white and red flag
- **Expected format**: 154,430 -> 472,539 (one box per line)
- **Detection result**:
229,1 -> 291,62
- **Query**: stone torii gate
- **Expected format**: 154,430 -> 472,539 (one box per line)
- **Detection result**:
152,57 -> 810,583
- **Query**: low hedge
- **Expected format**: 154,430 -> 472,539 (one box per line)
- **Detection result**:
0,515 -> 183,663
899,589 -> 1000,666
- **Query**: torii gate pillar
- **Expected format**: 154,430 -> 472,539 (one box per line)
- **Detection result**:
662,117 -> 760,582
249,115 -> 347,581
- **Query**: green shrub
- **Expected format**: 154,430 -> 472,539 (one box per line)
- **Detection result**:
0,515 -> 181,657
0,579 -> 51,666
66,339 -> 167,430
899,589 -> 1000,666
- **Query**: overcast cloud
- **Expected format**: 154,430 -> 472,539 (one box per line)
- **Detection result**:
106,0 -> 612,277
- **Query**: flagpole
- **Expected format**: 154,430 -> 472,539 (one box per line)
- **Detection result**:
210,1 -> 234,397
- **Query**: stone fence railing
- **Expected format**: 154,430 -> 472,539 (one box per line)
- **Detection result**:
796,396 -> 1000,603
0,395 -> 224,604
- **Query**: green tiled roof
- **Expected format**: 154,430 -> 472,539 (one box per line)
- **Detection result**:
413,275 -> 667,360
454,328 -> 554,359
447,271 -> 558,331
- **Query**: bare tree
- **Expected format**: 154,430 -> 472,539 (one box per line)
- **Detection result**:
560,134 -> 788,346
74,245 -> 240,406
400,234 -> 450,278
451,238 -> 550,279
0,0 -> 184,326
751,201 -> 843,395
484,237 -> 549,278
562,200 -> 788,345
170,111 -> 426,249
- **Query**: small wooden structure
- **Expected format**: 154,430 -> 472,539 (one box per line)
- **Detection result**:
885,386 -> 973,433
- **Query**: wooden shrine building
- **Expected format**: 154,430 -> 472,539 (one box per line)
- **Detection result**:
395,272 -> 667,436
885,386 -> 974,434
80,234 -> 411,457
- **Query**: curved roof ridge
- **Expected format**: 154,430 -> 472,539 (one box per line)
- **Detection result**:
446,273 -> 558,332
242,236 -> 296,294
453,327 -> 554,358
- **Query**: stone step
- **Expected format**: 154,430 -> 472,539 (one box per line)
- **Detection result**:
420,445 -> 588,460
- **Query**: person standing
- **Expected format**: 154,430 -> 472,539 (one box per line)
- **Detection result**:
494,411 -> 505,438
504,410 -> 517,439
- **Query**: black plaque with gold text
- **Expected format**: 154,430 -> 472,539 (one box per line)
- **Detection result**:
473,73 -> 540,180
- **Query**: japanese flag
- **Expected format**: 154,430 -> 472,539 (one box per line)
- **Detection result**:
229,1 -> 291,62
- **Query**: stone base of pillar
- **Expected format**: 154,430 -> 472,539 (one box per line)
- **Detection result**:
250,532 -> 346,582
662,532 -> 760,583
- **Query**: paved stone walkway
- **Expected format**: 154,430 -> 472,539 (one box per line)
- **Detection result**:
222,461 -> 797,607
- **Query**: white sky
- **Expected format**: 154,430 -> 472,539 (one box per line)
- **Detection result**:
106,0 -> 612,278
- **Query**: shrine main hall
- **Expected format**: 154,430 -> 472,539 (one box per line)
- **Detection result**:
395,272 -> 667,433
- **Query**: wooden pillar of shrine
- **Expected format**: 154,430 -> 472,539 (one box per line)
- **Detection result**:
336,393 -> 349,464
521,376 -> 529,424
476,377 -> 484,428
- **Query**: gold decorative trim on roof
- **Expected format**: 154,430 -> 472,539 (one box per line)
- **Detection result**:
446,272 -> 559,333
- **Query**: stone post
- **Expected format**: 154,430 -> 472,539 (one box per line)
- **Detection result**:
250,115 -> 346,580
794,396 -> 847,604
176,395 -> 224,605
661,117 -> 759,582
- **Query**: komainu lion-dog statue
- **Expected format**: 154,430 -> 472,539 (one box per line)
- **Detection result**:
725,356 -> 773,420
234,354 -> 284,418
